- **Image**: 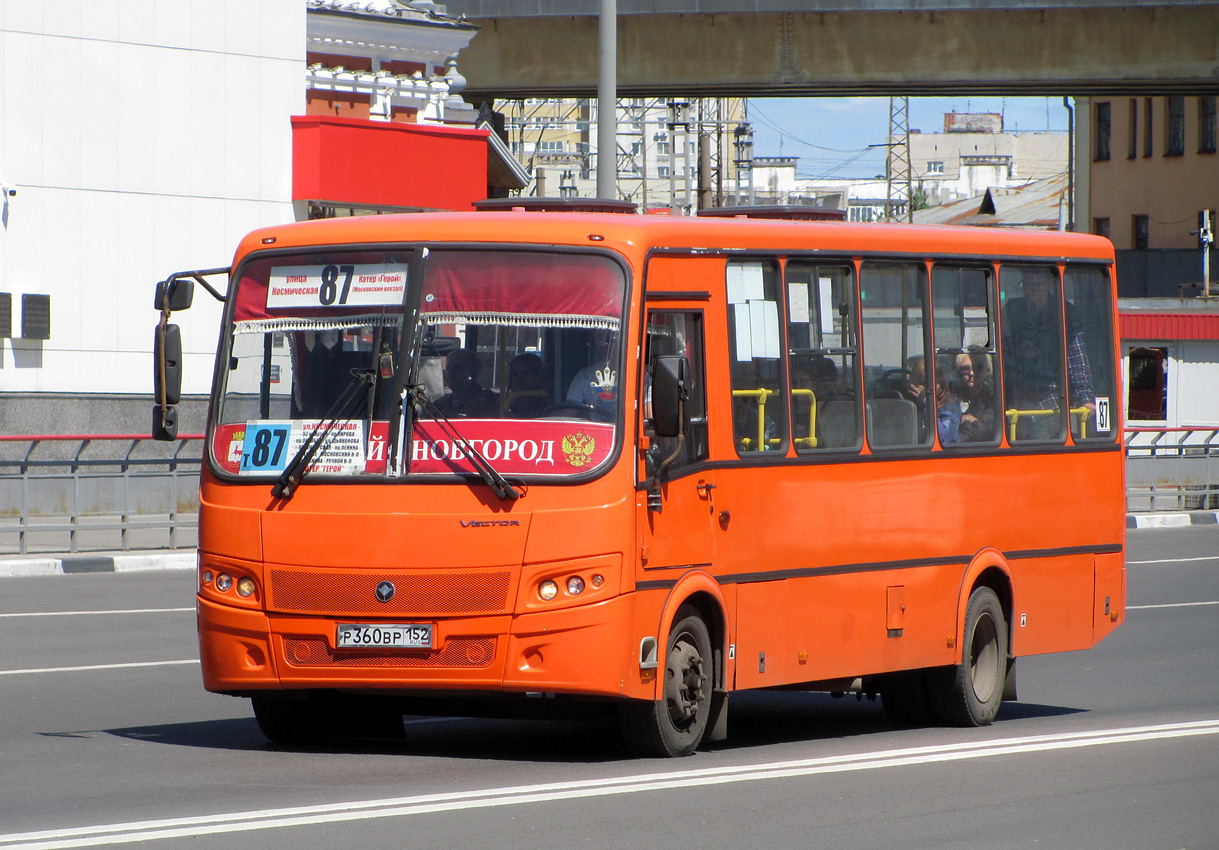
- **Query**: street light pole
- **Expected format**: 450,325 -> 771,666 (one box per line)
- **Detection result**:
596,0 -> 616,200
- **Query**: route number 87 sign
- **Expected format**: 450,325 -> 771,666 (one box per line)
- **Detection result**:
266,265 -> 408,309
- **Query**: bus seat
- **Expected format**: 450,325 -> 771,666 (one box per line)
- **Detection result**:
866,398 -> 919,447
818,400 -> 857,448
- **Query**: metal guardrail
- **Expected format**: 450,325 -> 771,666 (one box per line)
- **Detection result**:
1,425 -> 1213,556
1125,426 -> 1219,513
0,434 -> 203,555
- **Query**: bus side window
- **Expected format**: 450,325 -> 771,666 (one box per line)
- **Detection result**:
1064,265 -> 1117,441
932,265 -> 1000,445
786,261 -> 859,451
726,259 -> 788,455
859,262 -> 931,449
644,310 -> 708,474
999,265 -> 1068,442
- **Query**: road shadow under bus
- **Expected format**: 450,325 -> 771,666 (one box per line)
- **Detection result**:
91,692 -> 1087,763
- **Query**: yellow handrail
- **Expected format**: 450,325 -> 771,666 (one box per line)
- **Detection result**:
732,387 -> 820,450
1005,406 -> 1093,441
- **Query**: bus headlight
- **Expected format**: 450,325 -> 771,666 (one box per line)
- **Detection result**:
236,577 -> 256,598
539,580 -> 558,601
567,576 -> 585,595
216,573 -> 233,592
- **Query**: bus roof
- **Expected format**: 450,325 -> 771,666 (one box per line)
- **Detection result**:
235,211 -> 1116,267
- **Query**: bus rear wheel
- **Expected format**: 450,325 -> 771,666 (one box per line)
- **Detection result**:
929,586 -> 1008,726
251,695 -> 332,745
619,606 -> 713,757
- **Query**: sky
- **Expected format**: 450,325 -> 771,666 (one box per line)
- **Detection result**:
746,95 -> 1072,181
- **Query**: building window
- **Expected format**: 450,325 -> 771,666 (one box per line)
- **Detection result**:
1144,98 -> 1154,158
1094,218 -> 1111,240
927,160 -> 944,175
1200,96 -> 1217,154
1094,102 -> 1111,161
1128,99 -> 1138,159
1166,96 -> 1186,156
1132,215 -> 1150,249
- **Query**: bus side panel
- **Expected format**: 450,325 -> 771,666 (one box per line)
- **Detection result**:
732,567 -> 960,690
1009,553 -> 1095,656
1093,550 -> 1126,644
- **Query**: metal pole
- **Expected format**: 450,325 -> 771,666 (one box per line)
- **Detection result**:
597,0 -> 616,199
1064,96 -> 1075,232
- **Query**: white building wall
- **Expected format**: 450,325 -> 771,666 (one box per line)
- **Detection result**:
0,0 -> 303,396
1176,340 -> 1219,427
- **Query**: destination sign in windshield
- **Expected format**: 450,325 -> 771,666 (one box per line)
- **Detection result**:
267,264 -> 408,309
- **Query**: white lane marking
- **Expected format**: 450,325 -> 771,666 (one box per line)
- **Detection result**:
1128,555 -> 1219,565
0,660 -> 198,677
1128,601 -> 1219,610
2,719 -> 1217,849
0,608 -> 194,619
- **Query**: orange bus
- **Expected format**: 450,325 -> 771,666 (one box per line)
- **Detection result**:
153,206 -> 1125,756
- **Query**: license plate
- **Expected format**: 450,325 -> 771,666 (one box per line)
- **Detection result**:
336,623 -> 433,650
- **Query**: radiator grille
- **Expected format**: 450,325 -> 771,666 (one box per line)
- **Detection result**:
283,636 -> 496,668
268,568 -> 512,616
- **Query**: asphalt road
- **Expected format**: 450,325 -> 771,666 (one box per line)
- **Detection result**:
1,525 -> 1216,850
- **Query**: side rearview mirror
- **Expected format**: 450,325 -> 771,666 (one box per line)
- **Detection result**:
652,355 -> 689,438
152,323 -> 182,440
154,277 -> 194,312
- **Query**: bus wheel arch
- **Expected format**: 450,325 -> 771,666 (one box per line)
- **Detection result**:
958,554 -> 1014,661
620,576 -> 728,756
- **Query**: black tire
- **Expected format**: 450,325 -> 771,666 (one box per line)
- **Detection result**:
619,606 -> 713,757
879,670 -> 935,728
251,696 -> 332,745
928,586 -> 1008,726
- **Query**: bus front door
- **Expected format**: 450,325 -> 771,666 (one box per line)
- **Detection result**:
637,308 -> 715,571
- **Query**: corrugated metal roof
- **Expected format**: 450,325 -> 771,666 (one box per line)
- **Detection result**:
913,173 -> 1068,230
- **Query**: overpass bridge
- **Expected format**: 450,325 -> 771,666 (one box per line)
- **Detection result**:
441,1 -> 1219,100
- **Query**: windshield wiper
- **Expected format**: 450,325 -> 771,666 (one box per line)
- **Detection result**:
407,386 -> 521,502
272,369 -> 374,500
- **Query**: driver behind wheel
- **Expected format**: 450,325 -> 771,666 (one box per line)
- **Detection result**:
566,328 -> 619,415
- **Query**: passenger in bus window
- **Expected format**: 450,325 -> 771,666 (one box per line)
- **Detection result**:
932,361 -> 961,444
506,353 -> 550,418
1002,267 -> 1095,439
567,328 -> 619,414
955,350 -> 998,442
435,348 -> 499,418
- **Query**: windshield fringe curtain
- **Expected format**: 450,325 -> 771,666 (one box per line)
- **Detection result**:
422,312 -> 620,331
235,314 -> 402,335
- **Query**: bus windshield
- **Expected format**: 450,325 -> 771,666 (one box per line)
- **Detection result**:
211,247 -> 628,483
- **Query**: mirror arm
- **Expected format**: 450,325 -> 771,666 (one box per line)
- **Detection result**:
189,269 -> 228,303
647,382 -> 687,513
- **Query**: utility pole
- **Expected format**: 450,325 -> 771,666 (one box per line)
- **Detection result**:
596,0 -> 616,200
668,99 -> 690,214
885,96 -> 912,223
734,122 -> 753,206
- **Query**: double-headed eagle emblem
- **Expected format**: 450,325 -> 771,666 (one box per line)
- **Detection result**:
561,431 -> 597,467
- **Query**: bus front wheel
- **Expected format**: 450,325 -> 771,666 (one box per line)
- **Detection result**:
929,586 -> 1008,726
619,606 -> 713,757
